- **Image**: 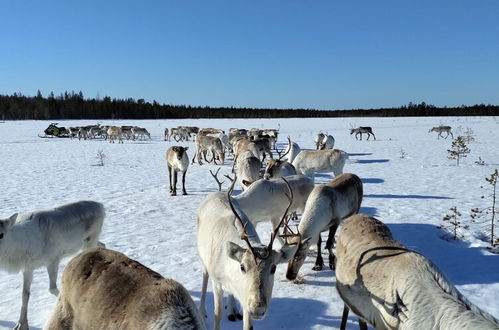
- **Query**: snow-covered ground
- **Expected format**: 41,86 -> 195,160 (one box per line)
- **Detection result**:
1,116 -> 498,329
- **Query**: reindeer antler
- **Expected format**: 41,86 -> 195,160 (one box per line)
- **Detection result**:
209,167 -> 224,191
227,176 -> 257,261
268,177 -> 294,251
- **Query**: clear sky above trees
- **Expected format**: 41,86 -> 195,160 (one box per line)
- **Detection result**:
1,0 -> 498,110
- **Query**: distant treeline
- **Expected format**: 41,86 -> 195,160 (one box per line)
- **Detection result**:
1,91 -> 498,120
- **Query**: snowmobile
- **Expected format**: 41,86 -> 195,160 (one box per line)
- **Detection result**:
39,123 -> 70,138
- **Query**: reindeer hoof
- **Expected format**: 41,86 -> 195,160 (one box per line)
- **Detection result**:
312,264 -> 324,271
171,192 -> 177,196
182,192 -> 188,195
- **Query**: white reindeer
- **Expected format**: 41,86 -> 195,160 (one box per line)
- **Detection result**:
44,247 -> 206,330
283,137 -> 301,163
235,151 -> 262,191
0,200 -> 105,330
336,214 -> 499,330
233,175 -> 314,234
286,173 -> 363,280
318,134 -> 335,150
166,146 -> 189,196
197,179 -> 299,330
107,126 -> 123,143
292,149 -> 348,177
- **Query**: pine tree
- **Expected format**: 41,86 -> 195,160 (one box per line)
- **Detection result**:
447,136 -> 470,166
440,206 -> 466,240
470,169 -> 499,247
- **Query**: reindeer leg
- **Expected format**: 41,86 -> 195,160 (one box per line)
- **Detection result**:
15,270 -> 33,330
326,225 -> 338,270
340,304 -> 350,330
47,259 -> 60,296
199,270 -> 209,318
359,319 -> 368,330
227,294 -> 243,321
182,171 -> 187,195
312,234 -> 324,271
168,166 -> 173,193
171,171 -> 178,196
213,282 -> 224,330
243,309 -> 253,330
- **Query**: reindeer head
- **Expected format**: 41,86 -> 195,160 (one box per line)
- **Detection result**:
264,159 -> 284,179
170,146 -> 188,160
285,236 -> 312,281
227,177 -> 298,319
0,213 -> 17,241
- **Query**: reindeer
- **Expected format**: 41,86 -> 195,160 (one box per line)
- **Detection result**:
44,248 -> 206,330
292,149 -> 348,177
193,135 -> 225,165
232,137 -> 263,162
350,127 -> 376,140
429,125 -> 453,139
107,126 -> 123,143
282,136 -> 301,164
263,140 -> 297,180
0,201 -> 105,330
286,173 -> 363,281
234,151 -> 262,191
197,179 -> 299,330
231,175 -> 314,236
318,134 -> 335,150
166,146 -> 189,196
263,159 -> 297,180
164,128 -> 169,141
170,127 -> 190,142
314,132 -> 325,150
336,214 -> 499,330
131,127 -> 151,140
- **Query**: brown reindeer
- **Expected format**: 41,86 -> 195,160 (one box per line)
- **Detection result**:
45,248 -> 206,330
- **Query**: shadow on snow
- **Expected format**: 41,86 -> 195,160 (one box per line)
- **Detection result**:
389,223 -> 499,285
364,194 -> 452,200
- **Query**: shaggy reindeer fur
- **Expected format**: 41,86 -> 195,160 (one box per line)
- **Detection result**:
292,149 -> 348,177
0,200 -> 105,330
286,173 -> 363,280
336,214 -> 499,330
44,248 -> 205,330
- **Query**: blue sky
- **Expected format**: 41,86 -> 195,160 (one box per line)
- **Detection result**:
1,1 -> 498,109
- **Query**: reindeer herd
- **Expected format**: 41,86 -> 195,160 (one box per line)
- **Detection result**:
2,122 -> 497,330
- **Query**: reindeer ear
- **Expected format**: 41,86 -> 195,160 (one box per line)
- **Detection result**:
301,237 -> 312,246
184,147 -> 188,151
3,213 -> 18,228
277,243 -> 299,264
227,241 -> 246,262
242,180 -> 252,187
